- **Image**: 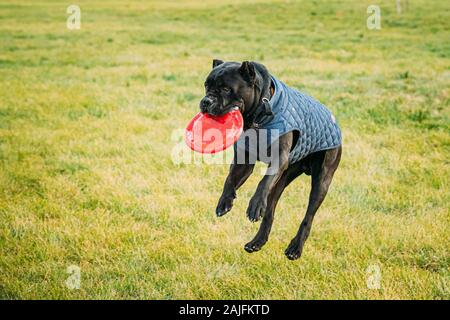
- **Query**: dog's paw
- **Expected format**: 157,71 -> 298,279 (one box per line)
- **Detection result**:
216,195 -> 234,217
284,239 -> 303,260
244,238 -> 267,253
246,196 -> 267,222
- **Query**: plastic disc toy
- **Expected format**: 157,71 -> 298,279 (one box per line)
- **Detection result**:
185,109 -> 243,154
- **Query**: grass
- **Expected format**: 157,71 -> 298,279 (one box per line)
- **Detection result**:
0,0 -> 449,299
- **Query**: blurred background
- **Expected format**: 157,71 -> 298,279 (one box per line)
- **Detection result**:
0,0 -> 448,299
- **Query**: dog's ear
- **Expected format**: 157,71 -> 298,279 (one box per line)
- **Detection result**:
239,61 -> 256,84
212,59 -> 224,68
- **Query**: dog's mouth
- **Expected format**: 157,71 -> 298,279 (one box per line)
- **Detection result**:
208,100 -> 244,117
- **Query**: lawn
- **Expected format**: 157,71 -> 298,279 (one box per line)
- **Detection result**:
0,0 -> 449,299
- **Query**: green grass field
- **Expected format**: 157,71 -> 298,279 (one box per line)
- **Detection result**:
0,0 -> 449,299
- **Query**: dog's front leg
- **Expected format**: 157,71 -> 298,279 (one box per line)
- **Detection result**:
246,134 -> 292,222
216,162 -> 255,217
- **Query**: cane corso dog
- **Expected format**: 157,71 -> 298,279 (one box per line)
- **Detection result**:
199,60 -> 342,260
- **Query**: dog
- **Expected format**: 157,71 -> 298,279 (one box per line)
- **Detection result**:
199,60 -> 342,260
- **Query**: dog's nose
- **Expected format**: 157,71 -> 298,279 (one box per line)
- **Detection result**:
200,96 -> 213,112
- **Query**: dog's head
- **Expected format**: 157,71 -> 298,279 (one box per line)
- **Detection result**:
199,60 -> 260,116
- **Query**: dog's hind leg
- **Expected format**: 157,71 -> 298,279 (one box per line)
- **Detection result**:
244,162 -> 305,253
285,146 -> 342,260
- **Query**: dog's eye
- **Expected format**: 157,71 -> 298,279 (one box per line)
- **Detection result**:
222,87 -> 231,93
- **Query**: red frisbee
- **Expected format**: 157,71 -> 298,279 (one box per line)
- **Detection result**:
185,109 -> 243,154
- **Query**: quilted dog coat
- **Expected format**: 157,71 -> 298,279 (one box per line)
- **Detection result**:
236,76 -> 342,164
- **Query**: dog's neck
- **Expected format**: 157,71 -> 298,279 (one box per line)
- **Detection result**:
243,68 -> 274,129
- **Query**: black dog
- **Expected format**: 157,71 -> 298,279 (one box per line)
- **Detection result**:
200,60 -> 342,260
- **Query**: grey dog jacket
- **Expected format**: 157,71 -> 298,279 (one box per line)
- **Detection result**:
236,76 -> 342,164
